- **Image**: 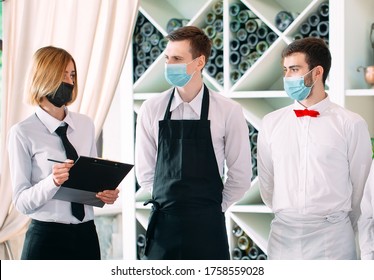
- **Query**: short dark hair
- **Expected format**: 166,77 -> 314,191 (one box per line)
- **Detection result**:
166,26 -> 212,63
282,37 -> 331,84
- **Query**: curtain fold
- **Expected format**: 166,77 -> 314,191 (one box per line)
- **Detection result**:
0,0 -> 139,259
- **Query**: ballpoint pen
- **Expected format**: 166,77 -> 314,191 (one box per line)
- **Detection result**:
47,159 -> 66,163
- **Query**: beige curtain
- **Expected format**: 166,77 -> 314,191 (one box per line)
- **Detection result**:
0,0 -> 139,259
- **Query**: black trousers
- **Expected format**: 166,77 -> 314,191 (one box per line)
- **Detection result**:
21,219 -> 101,260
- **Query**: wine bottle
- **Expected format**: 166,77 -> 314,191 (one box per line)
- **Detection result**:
230,39 -> 240,51
256,41 -> 269,55
214,19 -> 224,33
257,254 -> 267,260
250,132 -> 258,146
247,33 -> 259,49
248,245 -> 259,260
236,28 -> 248,42
204,25 -> 216,39
241,255 -> 250,260
256,25 -> 268,40
232,247 -> 243,260
293,33 -> 303,41
237,235 -> 252,251
209,47 -> 217,61
232,224 -> 243,237
142,56 -> 153,68
238,60 -> 250,74
136,13 -> 145,27
166,18 -> 189,33
149,33 -> 160,46
215,54 -> 224,69
140,22 -> 154,37
205,12 -> 216,25
213,33 -> 224,50
134,33 -> 145,45
135,64 -> 146,78
317,21 -> 329,37
141,40 -> 152,53
213,0 -> 223,16
158,38 -> 168,51
205,62 -> 217,77
309,30 -> 320,38
308,13 -> 320,28
229,3 -> 241,17
229,51 -> 240,65
275,11 -> 294,31
251,146 -> 257,160
150,46 -> 161,60
230,20 -> 241,33
299,22 -> 311,35
266,31 -> 278,45
215,71 -> 224,86
251,156 -> 257,169
137,233 -> 146,248
318,2 -> 329,20
136,233 -> 146,259
136,49 -> 146,62
248,51 -> 260,65
245,19 -> 258,34
237,9 -> 257,23
230,69 -> 241,84
239,44 -> 250,57
248,123 -> 255,136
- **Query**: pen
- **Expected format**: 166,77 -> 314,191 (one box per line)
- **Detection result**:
47,158 -> 65,163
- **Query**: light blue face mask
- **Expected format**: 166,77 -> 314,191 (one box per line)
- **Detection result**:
283,68 -> 316,101
164,58 -> 197,87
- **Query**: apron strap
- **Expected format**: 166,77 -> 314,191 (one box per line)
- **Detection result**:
163,84 -> 210,120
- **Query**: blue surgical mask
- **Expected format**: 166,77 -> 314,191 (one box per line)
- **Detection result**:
164,58 -> 197,87
283,68 -> 316,101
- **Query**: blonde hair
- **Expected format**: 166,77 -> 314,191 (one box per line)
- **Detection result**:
27,46 -> 78,105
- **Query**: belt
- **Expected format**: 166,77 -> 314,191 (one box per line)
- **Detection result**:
275,211 -> 349,224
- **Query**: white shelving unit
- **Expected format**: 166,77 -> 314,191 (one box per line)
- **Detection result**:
112,0 -> 374,259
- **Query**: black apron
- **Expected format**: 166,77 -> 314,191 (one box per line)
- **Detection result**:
143,85 -> 229,260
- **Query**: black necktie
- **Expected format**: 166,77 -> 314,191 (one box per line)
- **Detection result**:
55,125 -> 85,221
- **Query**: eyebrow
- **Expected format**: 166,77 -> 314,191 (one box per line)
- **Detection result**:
165,55 -> 184,60
283,65 -> 301,70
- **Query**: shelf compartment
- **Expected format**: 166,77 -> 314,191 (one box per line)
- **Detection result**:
229,212 -> 274,254
135,208 -> 151,230
235,177 -> 264,205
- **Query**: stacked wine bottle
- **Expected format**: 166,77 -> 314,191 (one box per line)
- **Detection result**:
229,3 -> 278,85
293,1 -> 329,44
202,0 -> 224,86
132,12 -> 168,82
136,232 -> 146,259
248,122 -> 258,181
232,224 -> 267,260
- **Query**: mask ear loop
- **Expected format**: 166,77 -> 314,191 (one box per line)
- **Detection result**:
303,67 -> 318,88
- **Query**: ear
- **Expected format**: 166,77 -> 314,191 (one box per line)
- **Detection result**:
197,55 -> 206,70
315,65 -> 324,79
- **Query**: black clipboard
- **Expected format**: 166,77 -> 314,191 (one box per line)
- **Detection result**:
52,156 -> 134,207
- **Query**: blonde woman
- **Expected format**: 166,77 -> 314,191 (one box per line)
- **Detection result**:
8,46 -> 119,259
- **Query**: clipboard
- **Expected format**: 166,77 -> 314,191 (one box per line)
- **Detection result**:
52,156 -> 134,207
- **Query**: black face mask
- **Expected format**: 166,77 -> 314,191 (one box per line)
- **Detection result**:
46,82 -> 74,107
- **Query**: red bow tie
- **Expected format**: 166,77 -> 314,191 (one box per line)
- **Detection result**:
294,109 -> 320,117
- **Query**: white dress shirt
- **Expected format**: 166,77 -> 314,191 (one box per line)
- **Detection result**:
358,159 -> 374,259
258,97 -> 372,229
8,106 -> 97,224
135,86 -> 252,212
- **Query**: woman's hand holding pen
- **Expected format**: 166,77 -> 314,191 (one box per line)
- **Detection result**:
51,159 -> 75,186
96,188 -> 120,204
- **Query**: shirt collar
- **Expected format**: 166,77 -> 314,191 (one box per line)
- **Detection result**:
35,106 -> 76,133
292,95 -> 331,115
170,86 -> 205,116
